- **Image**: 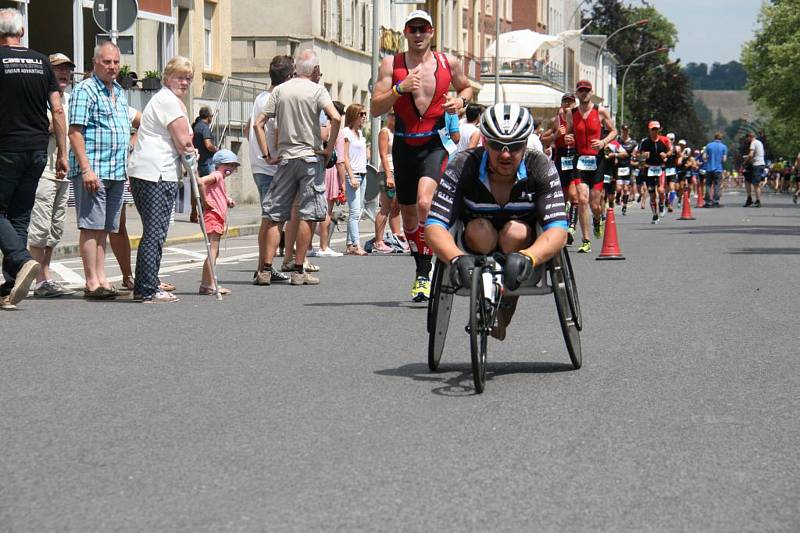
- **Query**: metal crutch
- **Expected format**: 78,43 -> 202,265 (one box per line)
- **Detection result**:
183,154 -> 223,301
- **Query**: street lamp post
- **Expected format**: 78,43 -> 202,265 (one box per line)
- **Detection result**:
594,19 -> 649,98
563,0 -> 591,90
494,0 -> 500,103
620,47 -> 668,126
370,0 -> 382,166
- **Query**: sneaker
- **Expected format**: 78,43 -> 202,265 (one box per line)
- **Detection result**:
34,280 -> 70,298
793,193 -> 798,204
621,205 -> 627,216
743,197 -> 753,207
270,266 -> 289,282
566,232 -> 574,246
142,290 -> 179,303
410,276 -> 431,302
253,270 -> 271,286
315,247 -> 343,257
307,247 -> 321,257
0,295 -> 16,310
577,240 -> 592,253
8,259 -> 40,306
593,219 -> 604,239
290,271 -> 320,285
754,200 -> 761,208
651,214 -> 660,224
667,205 -> 674,213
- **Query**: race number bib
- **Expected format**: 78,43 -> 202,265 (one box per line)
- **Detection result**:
560,156 -> 574,170
647,166 -> 662,177
665,167 -> 677,177
603,174 -> 612,184
617,167 -> 630,177
576,155 -> 597,171
438,127 -> 458,155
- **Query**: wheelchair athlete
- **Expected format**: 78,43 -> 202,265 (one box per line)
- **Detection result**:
425,103 -> 569,340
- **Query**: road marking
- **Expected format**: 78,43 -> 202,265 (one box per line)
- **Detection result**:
50,262 -> 85,284
164,246 -> 208,260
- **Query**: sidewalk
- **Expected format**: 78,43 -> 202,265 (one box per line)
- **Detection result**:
52,203 -> 264,260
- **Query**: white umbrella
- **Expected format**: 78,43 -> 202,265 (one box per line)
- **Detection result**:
486,26 -> 589,58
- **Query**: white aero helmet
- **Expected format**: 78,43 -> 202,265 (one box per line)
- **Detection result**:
479,103 -> 534,145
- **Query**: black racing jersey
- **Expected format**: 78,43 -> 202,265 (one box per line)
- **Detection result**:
639,137 -> 669,167
617,136 -> 638,168
426,147 -> 569,232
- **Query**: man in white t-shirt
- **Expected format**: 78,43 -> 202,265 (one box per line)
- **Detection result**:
254,49 -> 341,286
743,131 -> 766,207
248,55 -> 293,285
455,103 -> 481,153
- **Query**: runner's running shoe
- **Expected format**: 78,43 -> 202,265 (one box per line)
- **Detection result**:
621,205 -> 627,216
411,276 -> 431,302
651,214 -> 660,224
577,240 -> 592,253
593,219 -> 604,239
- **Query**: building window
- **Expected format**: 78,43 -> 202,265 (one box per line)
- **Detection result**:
343,0 -> 354,47
485,0 -> 492,16
204,2 -> 214,70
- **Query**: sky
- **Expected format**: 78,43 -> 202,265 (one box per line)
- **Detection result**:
645,0 -> 763,65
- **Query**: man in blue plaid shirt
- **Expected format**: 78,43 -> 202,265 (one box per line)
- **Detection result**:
68,41 -> 131,299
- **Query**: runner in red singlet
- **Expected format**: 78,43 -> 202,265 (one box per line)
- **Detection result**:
541,93 -> 579,244
370,10 -> 472,302
564,80 -> 617,254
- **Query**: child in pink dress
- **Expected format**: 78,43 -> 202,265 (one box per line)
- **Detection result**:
198,149 -> 238,295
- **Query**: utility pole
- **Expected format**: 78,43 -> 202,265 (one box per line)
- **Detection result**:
494,0 -> 500,103
370,0 -> 381,166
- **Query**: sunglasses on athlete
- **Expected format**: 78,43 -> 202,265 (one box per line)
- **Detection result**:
405,24 -> 432,34
486,139 -> 527,153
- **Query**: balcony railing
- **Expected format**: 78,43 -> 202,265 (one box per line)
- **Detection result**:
479,57 -> 565,88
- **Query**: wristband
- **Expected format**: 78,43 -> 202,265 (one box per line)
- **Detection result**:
460,96 -> 468,108
393,82 -> 403,96
519,250 -> 537,268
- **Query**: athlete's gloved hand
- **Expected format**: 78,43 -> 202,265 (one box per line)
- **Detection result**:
504,252 -> 533,291
449,255 -> 477,289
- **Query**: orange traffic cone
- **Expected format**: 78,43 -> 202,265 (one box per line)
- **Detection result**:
596,207 -> 625,261
678,190 -> 696,220
696,189 -> 705,208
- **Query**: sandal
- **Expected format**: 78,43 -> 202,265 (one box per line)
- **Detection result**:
142,290 -> 179,304
159,282 -> 176,292
199,285 -> 231,295
83,286 -> 117,300
118,277 -> 135,292
346,244 -> 368,256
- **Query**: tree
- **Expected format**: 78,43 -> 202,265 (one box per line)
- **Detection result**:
742,0 -> 800,157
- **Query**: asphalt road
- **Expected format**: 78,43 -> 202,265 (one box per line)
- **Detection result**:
2,191 -> 798,532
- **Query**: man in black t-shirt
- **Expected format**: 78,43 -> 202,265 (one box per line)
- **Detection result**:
0,8 -> 68,309
192,106 -> 218,175
637,121 -> 670,224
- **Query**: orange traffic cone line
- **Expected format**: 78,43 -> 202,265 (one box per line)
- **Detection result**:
596,207 -> 625,261
678,190 -> 696,220
696,191 -> 705,208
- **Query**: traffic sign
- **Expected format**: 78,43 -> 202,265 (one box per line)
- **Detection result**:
93,0 -> 139,34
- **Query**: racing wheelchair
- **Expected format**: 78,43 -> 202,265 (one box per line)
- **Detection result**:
426,230 -> 582,394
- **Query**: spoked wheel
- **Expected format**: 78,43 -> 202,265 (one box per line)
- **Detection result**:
469,266 -> 489,393
427,262 -> 453,371
552,253 -> 582,369
561,248 -> 583,331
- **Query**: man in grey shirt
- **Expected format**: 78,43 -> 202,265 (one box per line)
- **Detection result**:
254,49 -> 341,286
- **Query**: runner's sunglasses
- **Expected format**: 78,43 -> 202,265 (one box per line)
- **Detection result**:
405,23 -> 432,34
486,139 -> 527,153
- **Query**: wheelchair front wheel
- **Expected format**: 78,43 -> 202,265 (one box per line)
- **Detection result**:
469,266 -> 489,393
552,254 -> 582,369
427,262 -> 453,371
561,248 -> 583,331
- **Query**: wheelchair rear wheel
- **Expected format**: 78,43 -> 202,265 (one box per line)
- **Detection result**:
552,252 -> 582,369
427,262 -> 453,371
469,266 -> 489,393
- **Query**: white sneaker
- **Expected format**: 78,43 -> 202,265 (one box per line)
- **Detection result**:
315,248 -> 343,257
307,247 -> 320,257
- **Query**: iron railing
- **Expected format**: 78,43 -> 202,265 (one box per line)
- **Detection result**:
205,76 -> 264,147
478,57 -> 565,88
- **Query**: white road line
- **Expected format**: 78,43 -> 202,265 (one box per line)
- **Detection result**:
164,246 -> 208,260
50,262 -> 85,284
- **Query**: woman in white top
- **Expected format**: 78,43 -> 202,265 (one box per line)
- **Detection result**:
341,104 -> 368,255
372,111 -> 403,253
127,56 -> 195,303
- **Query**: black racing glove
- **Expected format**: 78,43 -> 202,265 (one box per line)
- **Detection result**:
449,255 -> 477,289
504,252 -> 533,291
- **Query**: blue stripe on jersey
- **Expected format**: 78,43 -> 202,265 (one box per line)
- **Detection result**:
543,220 -> 569,231
426,217 -> 450,230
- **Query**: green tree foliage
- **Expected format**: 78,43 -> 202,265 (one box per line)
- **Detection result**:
584,1 -> 705,143
684,61 -> 747,90
742,0 -> 800,158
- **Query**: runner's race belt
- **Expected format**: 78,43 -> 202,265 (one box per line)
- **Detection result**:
617,167 -> 631,177
665,167 -> 677,176
647,166 -> 663,177
560,156 -> 574,171
576,155 -> 597,171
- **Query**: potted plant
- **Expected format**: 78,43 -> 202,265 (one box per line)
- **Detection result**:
142,70 -> 162,91
117,65 -> 136,89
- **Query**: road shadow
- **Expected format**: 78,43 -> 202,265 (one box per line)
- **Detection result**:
375,361 -> 574,396
306,301 -> 427,309
730,247 -> 800,255
637,225 -> 800,237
